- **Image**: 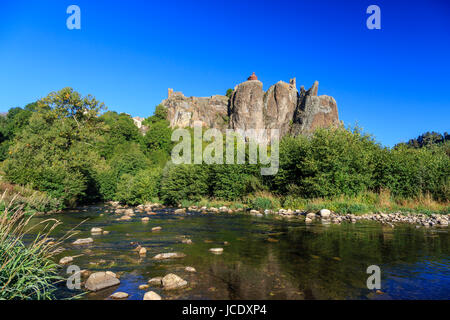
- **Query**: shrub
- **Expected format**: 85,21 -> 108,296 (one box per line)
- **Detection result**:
210,164 -> 262,200
160,163 -> 210,205
95,169 -> 117,201
115,168 -> 162,205
110,143 -> 151,178
0,195 -> 67,299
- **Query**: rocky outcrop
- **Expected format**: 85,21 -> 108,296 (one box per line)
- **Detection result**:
162,92 -> 229,129
160,75 -> 340,142
290,81 -> 339,136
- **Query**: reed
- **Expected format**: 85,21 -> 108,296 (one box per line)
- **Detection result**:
0,192 -> 70,300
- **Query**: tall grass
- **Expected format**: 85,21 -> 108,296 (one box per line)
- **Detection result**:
0,193 -> 68,300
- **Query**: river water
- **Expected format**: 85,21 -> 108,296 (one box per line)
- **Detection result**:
28,205 -> 450,300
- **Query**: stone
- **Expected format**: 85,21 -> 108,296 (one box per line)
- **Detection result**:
110,292 -> 128,299
91,227 -> 102,234
106,271 -> 117,278
152,226 -> 162,232
306,213 -> 316,220
208,207 -> 219,213
142,217 -> 150,222
185,266 -> 196,272
139,284 -> 149,290
72,238 -> 93,245
59,256 -> 73,265
139,247 -> 147,255
162,273 -> 188,290
250,210 -> 260,215
153,252 -> 186,260
103,230 -> 110,235
174,208 -> 186,214
209,248 -> 224,254
148,277 -> 163,286
319,209 -> 331,218
85,272 -> 120,291
182,238 -> 193,244
143,291 -> 162,300
305,217 -> 313,223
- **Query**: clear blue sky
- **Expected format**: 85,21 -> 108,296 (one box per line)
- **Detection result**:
0,0 -> 449,146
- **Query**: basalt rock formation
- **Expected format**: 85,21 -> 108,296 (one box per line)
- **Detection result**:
161,75 -> 339,142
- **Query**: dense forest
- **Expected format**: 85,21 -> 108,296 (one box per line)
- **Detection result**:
0,88 -> 448,214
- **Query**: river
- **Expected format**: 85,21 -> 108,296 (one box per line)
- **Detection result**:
27,205 -> 450,300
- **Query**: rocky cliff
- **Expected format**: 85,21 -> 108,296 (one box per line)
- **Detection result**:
160,75 -> 339,142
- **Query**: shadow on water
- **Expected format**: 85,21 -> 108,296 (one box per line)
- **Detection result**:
25,205 -> 450,300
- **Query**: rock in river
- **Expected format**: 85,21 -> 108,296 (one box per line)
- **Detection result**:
185,266 -> 196,272
85,271 -> 120,291
152,226 -> 162,232
148,277 -> 163,286
162,273 -> 188,290
153,252 -> 186,260
59,256 -> 73,265
209,248 -> 224,254
72,238 -> 93,245
110,292 -> 129,299
143,291 -> 162,300
91,227 -> 102,234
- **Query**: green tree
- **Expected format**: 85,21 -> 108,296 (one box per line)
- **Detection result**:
3,88 -> 107,206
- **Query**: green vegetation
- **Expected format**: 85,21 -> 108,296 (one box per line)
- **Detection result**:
0,182 -> 62,214
398,131 -> 449,149
0,88 -> 171,210
0,195 -> 64,299
0,87 -> 448,215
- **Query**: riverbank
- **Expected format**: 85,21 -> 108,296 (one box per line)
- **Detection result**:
102,200 -> 449,228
